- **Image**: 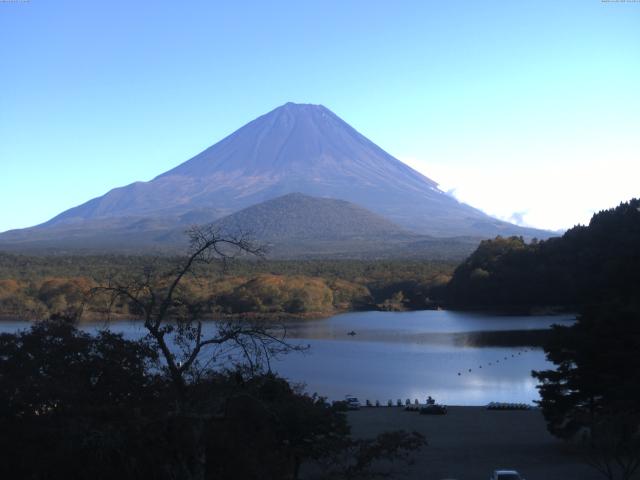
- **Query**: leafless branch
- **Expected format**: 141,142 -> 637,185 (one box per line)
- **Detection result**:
84,224 -> 300,396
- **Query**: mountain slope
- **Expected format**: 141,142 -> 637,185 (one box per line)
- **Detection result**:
0,193 -> 481,260
199,193 -> 480,259
33,102 -> 548,238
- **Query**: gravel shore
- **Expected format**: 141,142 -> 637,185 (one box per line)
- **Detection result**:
346,406 -> 601,480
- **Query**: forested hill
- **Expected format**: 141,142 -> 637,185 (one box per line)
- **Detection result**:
210,193 -> 408,240
444,198 -> 640,310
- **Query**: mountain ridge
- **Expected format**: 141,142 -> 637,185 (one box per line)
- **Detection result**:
0,193 -> 481,260
43,102 -> 448,229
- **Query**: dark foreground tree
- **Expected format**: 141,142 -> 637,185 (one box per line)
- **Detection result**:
91,225 -> 297,392
88,225 -> 310,479
0,320 -> 164,479
0,320 -> 425,480
533,304 -> 640,480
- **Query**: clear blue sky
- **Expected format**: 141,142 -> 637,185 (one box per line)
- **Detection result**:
1,0 -> 638,232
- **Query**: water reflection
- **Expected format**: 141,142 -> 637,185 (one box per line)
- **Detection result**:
1,310 -> 574,406
273,311 -> 574,405
284,310 -> 574,340
275,338 -> 552,405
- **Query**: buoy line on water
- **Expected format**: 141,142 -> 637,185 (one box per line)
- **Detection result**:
454,347 -> 534,377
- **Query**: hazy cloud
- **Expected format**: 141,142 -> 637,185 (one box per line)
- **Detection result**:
507,210 -> 529,226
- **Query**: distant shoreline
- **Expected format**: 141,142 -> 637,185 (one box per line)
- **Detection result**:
0,312 -> 570,350
0,307 -> 574,323
0,310 -> 341,323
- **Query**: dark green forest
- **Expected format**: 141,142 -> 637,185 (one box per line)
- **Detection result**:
444,198 -> 640,311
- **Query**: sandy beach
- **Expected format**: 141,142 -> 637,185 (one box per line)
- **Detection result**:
346,406 -> 602,480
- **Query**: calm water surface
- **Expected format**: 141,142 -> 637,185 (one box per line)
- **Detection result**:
1,310 -> 575,406
277,310 -> 575,405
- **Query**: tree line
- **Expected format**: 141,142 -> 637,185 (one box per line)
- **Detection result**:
0,257 -> 453,319
444,199 -> 640,311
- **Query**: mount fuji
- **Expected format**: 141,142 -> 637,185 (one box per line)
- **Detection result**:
0,102 -> 549,255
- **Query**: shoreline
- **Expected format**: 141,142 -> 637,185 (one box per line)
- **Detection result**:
4,311 -> 347,322
0,306 -> 576,323
0,311 -> 569,349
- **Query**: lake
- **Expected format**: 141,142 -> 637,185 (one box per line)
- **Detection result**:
0,310 -> 575,406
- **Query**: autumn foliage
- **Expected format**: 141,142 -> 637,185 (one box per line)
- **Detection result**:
0,257 -> 453,319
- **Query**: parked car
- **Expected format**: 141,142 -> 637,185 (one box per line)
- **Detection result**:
419,404 -> 447,415
345,396 -> 361,410
490,469 -> 524,480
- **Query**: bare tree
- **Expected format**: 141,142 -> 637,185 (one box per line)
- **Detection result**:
85,225 -> 311,480
90,224 -> 302,395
